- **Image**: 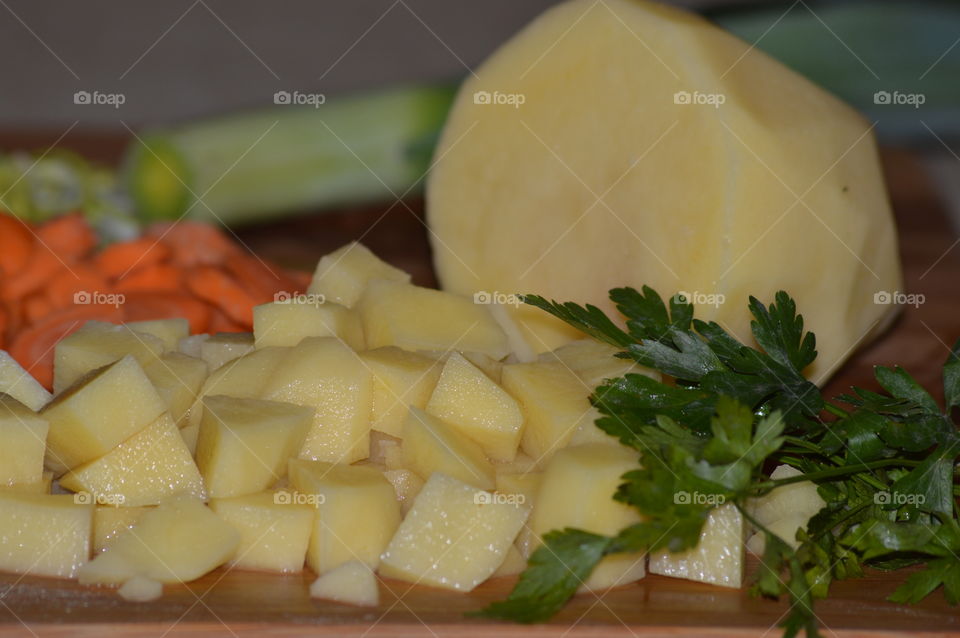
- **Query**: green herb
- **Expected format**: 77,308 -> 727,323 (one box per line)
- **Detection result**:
476,287 -> 959,638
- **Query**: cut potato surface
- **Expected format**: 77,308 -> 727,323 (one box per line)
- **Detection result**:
309,560 -> 379,607
0,493 -> 92,579
0,394 -> 49,487
308,241 -> 411,308
125,318 -> 189,352
0,351 -> 52,411
427,0 -> 901,382
401,407 -> 495,490
142,352 -> 208,426
380,473 -> 529,591
199,333 -> 255,370
362,346 -> 441,438
53,321 -> 165,393
648,503 -> 744,588
94,505 -> 150,553
253,300 -> 364,350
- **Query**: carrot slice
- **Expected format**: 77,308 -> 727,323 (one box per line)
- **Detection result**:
148,221 -> 240,268
35,212 -> 96,261
94,237 -> 171,280
286,268 -> 312,293
186,266 -> 256,325
46,263 -> 111,310
223,253 -> 296,305
1,249 -> 65,302
23,295 -> 54,324
8,304 -> 123,389
0,216 -> 35,278
120,291 -> 213,334
113,263 -> 183,294
207,308 -> 249,334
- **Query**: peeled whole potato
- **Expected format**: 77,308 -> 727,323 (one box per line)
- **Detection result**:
427,0 -> 901,382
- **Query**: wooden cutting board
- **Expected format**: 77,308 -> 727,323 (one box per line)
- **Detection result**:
0,138 -> 958,636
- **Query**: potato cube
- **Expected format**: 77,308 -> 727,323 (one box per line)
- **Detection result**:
649,503 -> 744,588
531,443 -> 645,591
380,473 -> 529,591
539,339 -> 659,388
495,471 -> 541,557
177,334 -> 209,358
748,464 -> 825,528
196,395 -> 313,498
361,347 -> 440,437
253,300 -> 364,350
309,560 -> 379,607
357,280 -> 509,359
288,460 -> 400,574
94,505 -> 149,553
0,493 -> 92,578
180,423 -> 199,455
53,321 -> 165,393
0,394 -> 49,486
308,242 -> 411,308
262,338 -> 373,464
0,471 -> 53,495
382,469 -> 424,514
118,576 -> 163,602
60,412 -> 205,506
142,352 -> 208,426
125,318 -> 189,352
199,333 -> 255,370
78,496 -> 239,584
501,361 -> 595,466
43,355 -> 168,473
426,352 -> 523,461
492,544 -> 527,578
210,492 -> 313,573
0,351 -> 51,411
401,407 -> 495,489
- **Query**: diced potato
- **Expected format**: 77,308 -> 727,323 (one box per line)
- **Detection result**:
309,560 -> 379,607
185,346 -> 291,429
401,407 -> 495,489
369,431 -> 401,466
357,280 -> 509,359
0,394 -> 49,487
118,576 -> 163,602
380,473 -> 529,591
0,351 -> 52,411
199,333 -> 255,370
52,320 -> 165,393
492,452 -> 538,475
142,352 -> 208,426
0,471 -> 53,495
492,544 -> 527,578
94,505 -> 149,553
253,300 -> 364,350
125,318 -> 189,352
748,464 -> 826,528
196,396 -> 313,498
308,241 -> 411,308
178,334 -> 209,358
382,469 -> 424,514
425,352 -> 523,462
460,351 -> 504,383
288,460 -> 400,574
746,515 -> 811,555
495,471 -> 541,558
262,338 -> 373,464
180,423 -> 199,455
501,361 -> 595,466
531,443 -> 644,591
210,492 -> 313,573
0,493 -> 92,578
649,503 -> 744,588
60,412 -> 205,507
361,347 -> 441,437
42,355 -> 167,474
78,496 -> 239,584
540,339 -> 658,388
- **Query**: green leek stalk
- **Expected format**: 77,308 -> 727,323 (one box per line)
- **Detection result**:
123,84 -> 457,223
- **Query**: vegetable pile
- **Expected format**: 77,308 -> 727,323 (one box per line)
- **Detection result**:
480,287 -> 960,637
0,212 -> 307,388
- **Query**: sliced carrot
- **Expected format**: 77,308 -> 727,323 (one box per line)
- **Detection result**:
113,263 -> 183,294
223,253 -> 297,305
8,304 -> 123,389
0,304 -> 7,350
35,212 -> 96,261
148,221 -> 240,268
207,307 -> 249,333
22,295 -> 54,324
186,266 -> 256,325
120,291 -> 213,334
94,237 -> 171,280
0,216 -> 35,278
1,249 -> 65,302
46,263 -> 111,310
286,268 -> 312,293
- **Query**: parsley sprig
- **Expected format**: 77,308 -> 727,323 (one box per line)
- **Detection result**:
475,287 -> 960,637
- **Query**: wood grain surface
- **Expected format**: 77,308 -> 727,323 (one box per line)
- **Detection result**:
0,134 -> 958,636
